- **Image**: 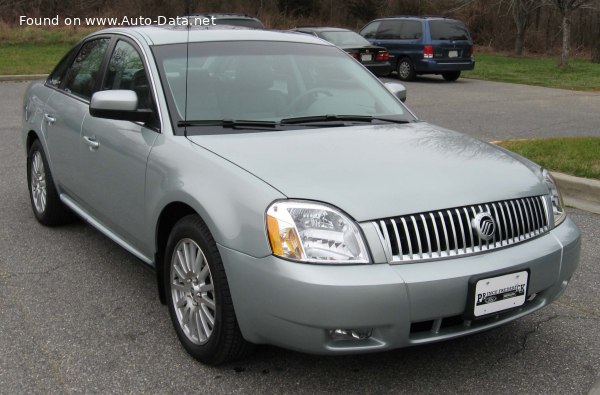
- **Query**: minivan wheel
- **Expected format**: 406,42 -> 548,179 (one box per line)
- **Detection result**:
442,71 -> 461,81
27,139 -> 73,226
397,58 -> 416,81
164,214 -> 252,365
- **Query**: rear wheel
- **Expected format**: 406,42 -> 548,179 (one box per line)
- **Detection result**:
397,57 -> 416,81
27,139 -> 73,226
442,71 -> 461,81
164,214 -> 252,365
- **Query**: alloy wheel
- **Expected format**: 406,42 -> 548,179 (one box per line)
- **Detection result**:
170,238 -> 216,345
398,61 -> 411,80
30,150 -> 47,214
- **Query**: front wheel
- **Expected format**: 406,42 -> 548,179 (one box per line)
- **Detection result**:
164,214 -> 252,365
397,58 -> 416,81
442,71 -> 461,81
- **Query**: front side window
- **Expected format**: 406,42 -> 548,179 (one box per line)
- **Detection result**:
103,40 -> 152,109
360,21 -> 380,39
62,38 -> 110,99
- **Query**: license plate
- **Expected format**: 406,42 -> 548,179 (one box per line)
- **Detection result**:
448,50 -> 458,58
361,54 -> 372,62
473,271 -> 528,317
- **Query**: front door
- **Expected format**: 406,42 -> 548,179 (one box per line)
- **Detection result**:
78,39 -> 159,252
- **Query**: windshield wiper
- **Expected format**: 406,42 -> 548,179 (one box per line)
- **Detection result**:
178,119 -> 278,129
280,114 -> 410,125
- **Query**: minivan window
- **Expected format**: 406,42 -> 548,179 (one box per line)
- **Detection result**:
429,20 -> 470,40
377,20 -> 402,39
360,21 -> 380,39
400,20 -> 422,39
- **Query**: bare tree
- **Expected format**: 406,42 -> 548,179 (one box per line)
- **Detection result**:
544,0 -> 596,68
509,0 -> 545,55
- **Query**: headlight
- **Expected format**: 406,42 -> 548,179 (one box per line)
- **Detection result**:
542,169 -> 566,226
266,200 -> 370,264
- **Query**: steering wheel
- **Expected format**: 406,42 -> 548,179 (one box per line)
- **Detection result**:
284,88 -> 333,115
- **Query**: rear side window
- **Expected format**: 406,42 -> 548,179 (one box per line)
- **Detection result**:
62,38 -> 110,99
47,48 -> 76,88
377,20 -> 402,39
429,20 -> 470,40
400,20 -> 422,39
376,20 -> 422,40
360,21 -> 380,39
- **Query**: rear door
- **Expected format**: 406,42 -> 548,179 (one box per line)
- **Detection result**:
78,38 -> 160,252
45,37 -> 111,200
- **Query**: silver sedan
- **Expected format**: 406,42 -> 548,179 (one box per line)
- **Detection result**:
22,26 -> 580,365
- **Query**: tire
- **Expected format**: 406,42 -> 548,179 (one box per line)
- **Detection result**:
27,139 -> 74,226
442,71 -> 461,81
164,214 -> 253,365
397,57 -> 416,81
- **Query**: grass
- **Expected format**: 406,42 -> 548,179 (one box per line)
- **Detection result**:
495,137 -> 600,180
0,24 -> 95,75
464,52 -> 600,91
1,25 -> 599,92
0,44 -> 73,75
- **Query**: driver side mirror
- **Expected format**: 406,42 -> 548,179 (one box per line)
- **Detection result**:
90,90 -> 152,122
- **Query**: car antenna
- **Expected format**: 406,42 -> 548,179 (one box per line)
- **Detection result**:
183,6 -> 190,138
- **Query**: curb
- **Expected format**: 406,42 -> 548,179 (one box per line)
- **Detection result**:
552,171 -> 600,215
0,74 -> 47,82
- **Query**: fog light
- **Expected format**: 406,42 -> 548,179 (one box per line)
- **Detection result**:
329,328 -> 373,341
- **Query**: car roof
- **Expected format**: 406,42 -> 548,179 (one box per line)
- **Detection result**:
293,27 -> 354,33
89,26 -> 334,46
373,15 -> 457,21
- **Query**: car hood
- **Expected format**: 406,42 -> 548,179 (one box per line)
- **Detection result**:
187,122 -> 547,221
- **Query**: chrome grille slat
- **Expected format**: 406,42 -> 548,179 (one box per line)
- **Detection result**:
373,195 -> 550,264
446,210 -> 459,255
400,217 -> 413,260
438,212 -> 450,256
410,216 -> 422,259
420,214 -> 433,258
498,202 -> 509,246
390,219 -> 403,260
429,213 -> 441,257
455,209 -> 467,253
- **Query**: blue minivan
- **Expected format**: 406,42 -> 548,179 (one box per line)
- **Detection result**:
360,16 -> 475,81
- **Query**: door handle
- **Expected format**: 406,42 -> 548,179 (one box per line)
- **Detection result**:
83,135 -> 99,150
43,113 -> 56,124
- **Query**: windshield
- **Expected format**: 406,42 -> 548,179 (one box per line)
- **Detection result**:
319,31 -> 371,47
153,41 -> 410,133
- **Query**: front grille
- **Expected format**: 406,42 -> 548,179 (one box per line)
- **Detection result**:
373,196 -> 550,263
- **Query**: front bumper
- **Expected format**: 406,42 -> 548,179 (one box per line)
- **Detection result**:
219,217 -> 580,355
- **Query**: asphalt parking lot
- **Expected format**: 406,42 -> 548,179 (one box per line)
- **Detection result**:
385,75 -> 600,141
1,80 -> 599,394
